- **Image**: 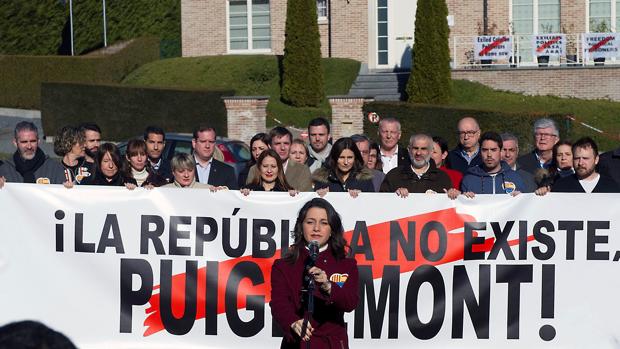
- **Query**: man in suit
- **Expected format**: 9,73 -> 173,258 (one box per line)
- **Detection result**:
246,126 -> 313,191
445,116 -> 483,174
377,117 -> 411,174
517,118 -> 559,175
192,125 -> 238,189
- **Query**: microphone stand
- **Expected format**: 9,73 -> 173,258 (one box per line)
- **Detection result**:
300,275 -> 314,349
300,245 -> 317,349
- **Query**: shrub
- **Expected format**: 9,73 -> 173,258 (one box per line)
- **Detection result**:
41,82 -> 233,141
0,1 -> 65,55
406,0 -> 452,104
363,101 -> 570,155
281,0 -> 325,107
0,37 -> 159,109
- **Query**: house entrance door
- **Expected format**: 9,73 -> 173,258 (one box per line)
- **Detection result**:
388,0 -> 416,70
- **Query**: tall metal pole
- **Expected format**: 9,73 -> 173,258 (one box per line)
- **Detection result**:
69,0 -> 75,55
102,0 -> 108,47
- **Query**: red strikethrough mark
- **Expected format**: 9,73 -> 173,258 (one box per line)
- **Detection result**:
478,37 -> 509,56
536,36 -> 562,53
589,36 -> 614,52
142,208 -> 535,336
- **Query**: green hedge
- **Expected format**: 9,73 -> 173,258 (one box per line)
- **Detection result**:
363,102 -> 572,155
0,37 -> 159,110
41,82 -> 233,141
0,1 -> 65,55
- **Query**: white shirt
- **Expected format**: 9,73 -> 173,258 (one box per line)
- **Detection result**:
381,145 -> 400,174
579,173 -> 600,193
195,156 -> 212,184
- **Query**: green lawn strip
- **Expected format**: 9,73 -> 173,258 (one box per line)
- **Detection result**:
122,55 -> 360,127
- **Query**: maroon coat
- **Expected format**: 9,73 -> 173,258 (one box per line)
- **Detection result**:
270,247 -> 359,349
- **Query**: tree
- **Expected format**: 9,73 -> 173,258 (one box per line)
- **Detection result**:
406,0 -> 452,104
281,0 -> 325,107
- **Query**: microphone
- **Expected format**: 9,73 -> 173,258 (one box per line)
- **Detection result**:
308,240 -> 319,263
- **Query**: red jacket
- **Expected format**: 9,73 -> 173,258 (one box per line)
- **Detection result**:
270,247 -> 359,349
440,165 -> 463,189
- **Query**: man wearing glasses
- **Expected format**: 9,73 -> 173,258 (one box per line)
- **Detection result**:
517,118 -> 559,175
446,116 -> 483,174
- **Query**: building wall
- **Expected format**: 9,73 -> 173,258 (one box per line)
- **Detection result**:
182,0 -> 227,56
329,0 -> 369,62
452,66 -> 620,101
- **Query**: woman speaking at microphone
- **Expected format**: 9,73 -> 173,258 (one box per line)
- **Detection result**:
270,198 -> 359,349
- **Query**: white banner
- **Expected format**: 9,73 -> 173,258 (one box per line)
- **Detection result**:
532,34 -> 566,57
582,33 -> 620,59
1,184 -> 620,348
474,36 -> 513,60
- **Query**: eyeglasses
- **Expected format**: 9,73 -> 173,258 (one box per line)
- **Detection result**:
535,133 -> 557,139
458,130 -> 479,137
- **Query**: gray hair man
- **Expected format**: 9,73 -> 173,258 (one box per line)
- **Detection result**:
380,133 -> 452,197
377,117 -> 411,174
6,121 -> 65,184
351,134 -> 385,192
500,132 -> 536,192
517,118 -> 559,175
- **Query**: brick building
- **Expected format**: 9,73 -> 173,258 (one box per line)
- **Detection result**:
182,0 -> 619,70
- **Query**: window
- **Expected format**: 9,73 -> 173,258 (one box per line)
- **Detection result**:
588,0 -> 620,32
377,0 -> 388,65
228,0 -> 271,51
317,0 -> 328,19
511,0 -> 560,34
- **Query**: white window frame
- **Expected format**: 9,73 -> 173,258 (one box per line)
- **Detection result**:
317,0 -> 328,21
509,0 -> 561,35
226,0 -> 272,53
586,0 -> 618,32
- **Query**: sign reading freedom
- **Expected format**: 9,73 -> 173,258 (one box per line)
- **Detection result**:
0,184 -> 619,349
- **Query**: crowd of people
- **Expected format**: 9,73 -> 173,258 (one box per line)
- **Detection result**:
0,116 -> 619,195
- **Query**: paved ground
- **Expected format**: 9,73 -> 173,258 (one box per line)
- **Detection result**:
0,115 -> 55,158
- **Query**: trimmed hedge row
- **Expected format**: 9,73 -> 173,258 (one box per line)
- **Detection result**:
41,82 -> 233,141
363,102 -> 571,155
0,37 -> 159,110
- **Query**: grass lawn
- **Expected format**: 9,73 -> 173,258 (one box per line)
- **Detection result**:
122,55 -> 618,149
122,55 -> 360,127
451,80 -> 620,150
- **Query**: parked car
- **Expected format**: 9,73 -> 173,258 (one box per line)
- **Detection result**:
117,133 -> 251,178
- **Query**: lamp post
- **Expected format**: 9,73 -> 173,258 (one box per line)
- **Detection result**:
103,0 -> 107,47
69,0 -> 74,55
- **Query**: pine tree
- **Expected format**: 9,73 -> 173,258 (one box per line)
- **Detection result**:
281,0 -> 325,107
406,0 -> 452,104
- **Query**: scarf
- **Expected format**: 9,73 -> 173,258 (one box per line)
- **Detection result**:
13,148 -> 46,183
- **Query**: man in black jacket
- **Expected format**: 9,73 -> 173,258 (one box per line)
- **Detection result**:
552,137 -> 619,193
192,125 -> 238,190
144,126 -> 173,183
380,133 -> 453,196
598,146 -> 620,187
445,116 -> 483,174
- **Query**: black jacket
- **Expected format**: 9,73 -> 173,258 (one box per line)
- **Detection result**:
598,147 -> 620,187
517,151 -> 552,175
445,145 -> 482,175
380,160 -> 453,193
195,158 -> 238,190
312,167 -> 375,192
551,173 -> 620,193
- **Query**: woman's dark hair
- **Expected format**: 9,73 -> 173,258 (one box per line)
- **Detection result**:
369,140 -> 383,170
552,140 -> 573,167
249,149 -> 292,190
96,142 -> 124,177
325,137 -> 365,179
283,198 -> 348,263
249,133 -> 270,164
123,139 -> 150,178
